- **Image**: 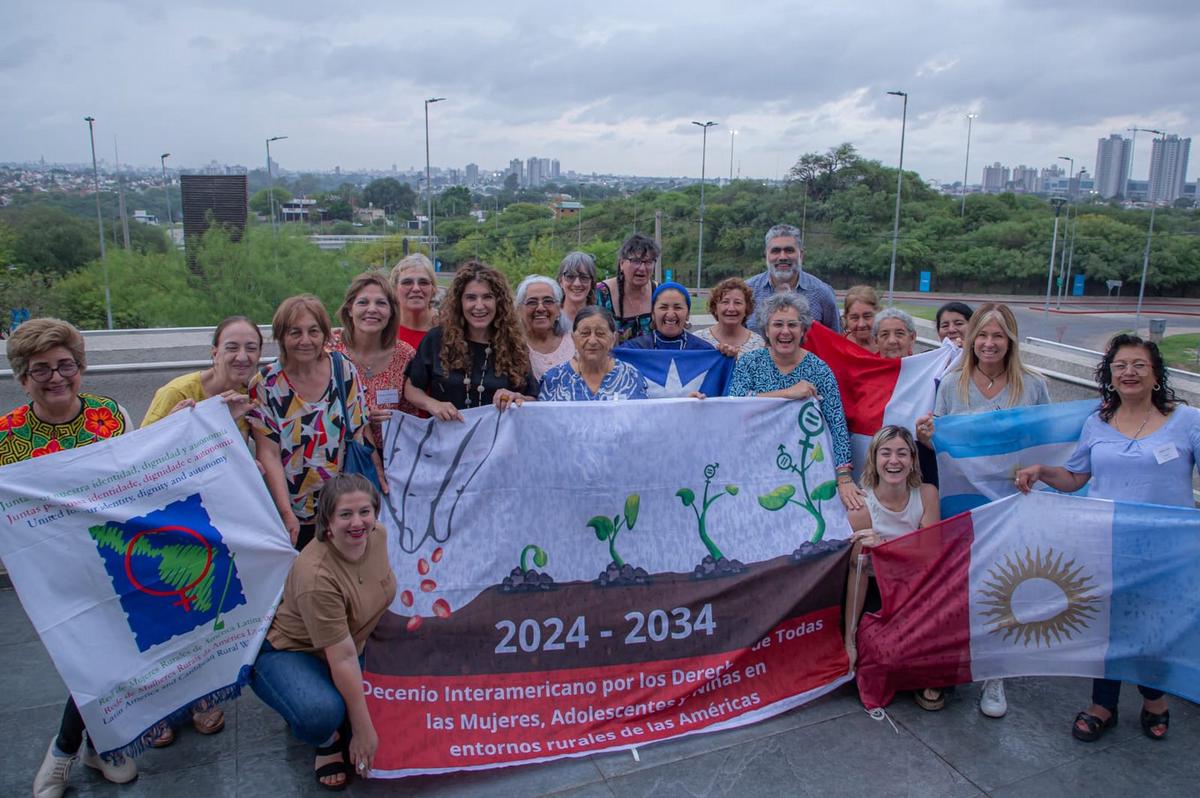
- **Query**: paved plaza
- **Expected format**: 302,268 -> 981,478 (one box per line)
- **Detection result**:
2,587 -> 1197,797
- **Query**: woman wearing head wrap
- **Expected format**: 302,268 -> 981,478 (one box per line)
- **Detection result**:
618,282 -> 715,351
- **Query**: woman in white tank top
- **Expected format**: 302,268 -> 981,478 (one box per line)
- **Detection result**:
843,426 -> 940,705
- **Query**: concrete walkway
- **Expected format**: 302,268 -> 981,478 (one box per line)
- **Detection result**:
2,587 -> 1196,797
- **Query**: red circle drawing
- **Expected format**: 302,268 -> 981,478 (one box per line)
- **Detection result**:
123,525 -> 213,612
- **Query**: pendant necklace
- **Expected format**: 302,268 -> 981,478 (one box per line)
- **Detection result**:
1122,406 -> 1153,440
653,331 -> 686,350
463,344 -> 492,408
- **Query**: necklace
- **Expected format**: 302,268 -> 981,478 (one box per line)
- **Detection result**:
463,344 -> 492,407
976,367 -> 1005,390
652,331 -> 687,350
350,346 -> 390,379
1118,406 -> 1154,440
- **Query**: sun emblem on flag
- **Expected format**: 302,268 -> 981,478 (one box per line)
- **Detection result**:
978,547 -> 1100,647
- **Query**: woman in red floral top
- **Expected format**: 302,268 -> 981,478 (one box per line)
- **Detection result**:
2,318 -> 141,795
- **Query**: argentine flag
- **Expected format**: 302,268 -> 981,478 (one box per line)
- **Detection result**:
856,491 -> 1200,709
933,399 -> 1098,518
613,348 -> 733,398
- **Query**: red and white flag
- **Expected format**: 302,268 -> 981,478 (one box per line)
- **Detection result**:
803,322 -> 959,476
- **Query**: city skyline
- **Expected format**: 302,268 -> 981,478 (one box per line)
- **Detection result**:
2,1 -> 1198,185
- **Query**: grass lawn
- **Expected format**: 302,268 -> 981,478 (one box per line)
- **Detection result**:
894,303 -> 937,323
1157,332 -> 1200,372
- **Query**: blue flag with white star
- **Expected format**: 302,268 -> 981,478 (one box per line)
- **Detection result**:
612,349 -> 734,397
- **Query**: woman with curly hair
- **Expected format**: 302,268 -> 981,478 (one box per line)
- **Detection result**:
404,261 -> 538,420
1017,333 -> 1197,743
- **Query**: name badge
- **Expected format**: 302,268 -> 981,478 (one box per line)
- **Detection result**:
375,389 -> 400,406
1153,443 -> 1178,465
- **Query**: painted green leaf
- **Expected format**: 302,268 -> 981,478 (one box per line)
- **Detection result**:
533,547 -> 548,568
624,494 -> 640,528
587,516 -> 613,541
675,488 -> 695,507
725,485 -> 739,496
757,484 -> 796,511
811,443 -> 824,463
811,479 -> 839,502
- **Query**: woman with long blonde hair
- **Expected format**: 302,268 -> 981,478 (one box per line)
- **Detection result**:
404,261 -> 537,421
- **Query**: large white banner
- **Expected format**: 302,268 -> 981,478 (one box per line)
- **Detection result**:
0,399 -> 296,753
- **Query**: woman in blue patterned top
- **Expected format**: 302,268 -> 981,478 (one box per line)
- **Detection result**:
540,307 -> 649,401
728,292 -> 863,511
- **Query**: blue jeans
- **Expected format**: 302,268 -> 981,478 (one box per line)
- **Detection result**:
250,641 -> 349,748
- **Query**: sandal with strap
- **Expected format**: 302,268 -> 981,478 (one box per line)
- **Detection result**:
1140,707 -> 1169,741
192,706 -> 226,735
1072,709 -> 1117,742
313,737 -> 349,792
914,688 -> 946,711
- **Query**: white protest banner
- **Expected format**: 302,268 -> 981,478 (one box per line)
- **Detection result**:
365,397 -> 854,777
0,398 -> 296,754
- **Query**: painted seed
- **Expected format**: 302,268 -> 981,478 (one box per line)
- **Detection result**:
417,559 -> 430,575
431,547 -> 444,563
399,590 -> 413,607
432,598 -> 452,618
420,579 -> 437,592
406,615 -> 423,632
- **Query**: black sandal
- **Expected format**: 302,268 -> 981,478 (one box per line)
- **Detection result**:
1140,707 -> 1169,741
313,737 -> 349,792
1072,709 -> 1117,742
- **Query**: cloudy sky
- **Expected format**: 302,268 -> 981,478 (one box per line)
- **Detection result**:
3,0 -> 1197,184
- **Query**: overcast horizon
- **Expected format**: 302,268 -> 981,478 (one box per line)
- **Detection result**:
2,0 -> 1197,184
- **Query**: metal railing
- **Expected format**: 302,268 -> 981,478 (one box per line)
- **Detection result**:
1026,336 -> 1200,381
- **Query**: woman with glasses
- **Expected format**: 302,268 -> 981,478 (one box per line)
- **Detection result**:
595,233 -> 659,343
556,251 -> 597,332
389,253 -> 437,350
516,275 -> 575,381
2,319 -> 141,794
1017,334 -> 1197,743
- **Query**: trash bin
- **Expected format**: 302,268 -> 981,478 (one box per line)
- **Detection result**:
1149,318 -> 1167,343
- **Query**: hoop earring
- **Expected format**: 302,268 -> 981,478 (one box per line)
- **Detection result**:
1104,384 -> 1115,393
1153,382 -> 1161,392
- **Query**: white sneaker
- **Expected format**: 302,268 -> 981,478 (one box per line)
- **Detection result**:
80,735 -> 137,785
32,738 -> 76,798
980,678 -> 1008,718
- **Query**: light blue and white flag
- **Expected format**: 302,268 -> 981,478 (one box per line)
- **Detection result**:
613,348 -> 734,398
933,398 -> 1098,518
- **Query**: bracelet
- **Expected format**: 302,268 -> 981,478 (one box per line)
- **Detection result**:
748,390 -> 757,398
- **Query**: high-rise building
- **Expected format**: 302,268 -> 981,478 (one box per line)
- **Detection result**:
508,159 -> 523,185
1148,134 -> 1191,203
465,163 -> 479,186
982,162 -> 1009,193
1037,164 -> 1064,194
551,159 -> 561,180
1093,134 -> 1132,199
1011,165 -> 1038,193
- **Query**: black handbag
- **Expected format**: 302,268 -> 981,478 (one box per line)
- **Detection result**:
330,351 -> 382,492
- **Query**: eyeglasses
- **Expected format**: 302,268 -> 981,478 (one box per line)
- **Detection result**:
398,278 -> 433,288
1110,361 -> 1151,375
27,361 -> 80,383
623,258 -> 655,267
561,272 -> 592,284
523,298 -> 559,308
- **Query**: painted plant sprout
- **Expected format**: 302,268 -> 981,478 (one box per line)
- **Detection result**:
676,463 -> 746,578
757,402 -> 843,551
588,494 -> 651,586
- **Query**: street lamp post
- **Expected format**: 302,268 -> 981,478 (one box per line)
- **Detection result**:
1043,197 -> 1067,317
1055,156 -> 1074,305
1135,129 -> 1167,333
83,116 -> 113,330
424,97 -> 445,263
961,112 -> 978,217
728,129 -> 737,184
886,90 -> 908,305
692,120 -> 717,292
266,136 -> 287,233
160,153 -> 172,229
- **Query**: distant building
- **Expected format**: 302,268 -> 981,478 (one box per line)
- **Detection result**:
355,205 -> 386,224
982,162 -> 1009,193
1037,164 -> 1064,194
551,196 -> 582,220
132,209 -> 159,225
465,163 -> 480,186
1148,134 -> 1191,203
1094,134 -> 1132,199
1011,165 -> 1038,193
508,158 -> 523,185
280,197 -> 321,223
551,159 -> 561,180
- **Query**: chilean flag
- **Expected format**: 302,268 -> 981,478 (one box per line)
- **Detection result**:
803,322 -> 959,476
855,491 -> 1200,709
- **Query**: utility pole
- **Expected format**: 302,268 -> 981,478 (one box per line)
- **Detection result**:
160,153 -> 173,230
654,210 -> 663,283
692,120 -> 717,291
424,96 -> 445,263
114,138 -> 130,250
886,90 -> 908,305
83,116 -> 113,330
961,113 -> 978,217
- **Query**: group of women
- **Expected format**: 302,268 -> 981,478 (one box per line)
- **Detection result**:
3,239 -> 1194,795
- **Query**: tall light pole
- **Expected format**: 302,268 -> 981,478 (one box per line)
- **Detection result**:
728,129 -> 737,184
692,120 -> 717,291
424,96 -> 445,263
886,90 -> 908,305
1056,156 -> 1074,304
266,135 -> 287,233
1135,129 -> 1166,332
83,116 -> 113,330
961,112 -> 978,217
160,153 -> 172,229
1043,197 -> 1067,317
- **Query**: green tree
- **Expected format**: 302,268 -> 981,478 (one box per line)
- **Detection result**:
438,186 -> 472,218
363,178 -> 416,216
3,206 -> 98,276
249,187 -> 293,217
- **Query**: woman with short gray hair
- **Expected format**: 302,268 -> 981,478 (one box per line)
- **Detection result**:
516,275 -> 575,380
728,292 -> 862,510
556,251 -> 597,331
873,307 -> 915,359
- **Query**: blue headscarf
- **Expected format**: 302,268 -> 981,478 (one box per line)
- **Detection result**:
652,281 -> 691,309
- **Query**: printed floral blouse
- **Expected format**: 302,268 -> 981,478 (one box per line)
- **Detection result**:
247,356 -> 368,522
0,394 -> 128,466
